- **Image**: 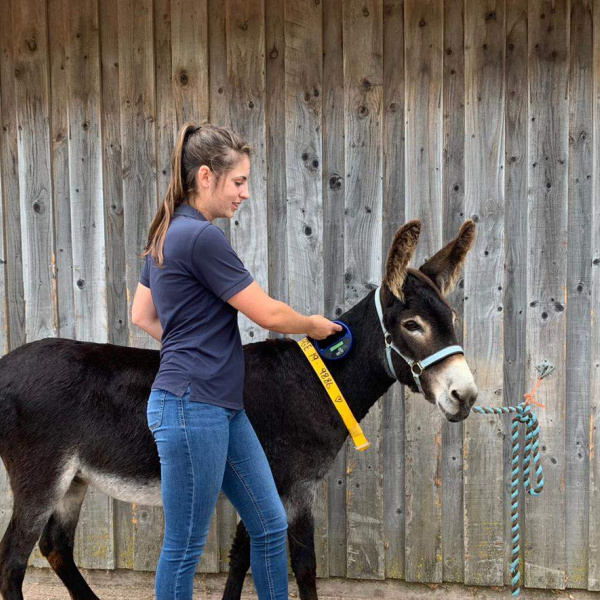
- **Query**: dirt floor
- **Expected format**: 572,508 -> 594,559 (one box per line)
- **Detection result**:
22,568 -> 600,600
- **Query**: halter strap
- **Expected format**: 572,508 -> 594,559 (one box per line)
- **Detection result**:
374,286 -> 464,393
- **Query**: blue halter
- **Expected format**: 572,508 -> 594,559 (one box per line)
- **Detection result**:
374,286 -> 464,394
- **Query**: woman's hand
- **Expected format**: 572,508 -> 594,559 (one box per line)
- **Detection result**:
306,315 -> 343,340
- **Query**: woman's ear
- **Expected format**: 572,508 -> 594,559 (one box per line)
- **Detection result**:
196,165 -> 213,189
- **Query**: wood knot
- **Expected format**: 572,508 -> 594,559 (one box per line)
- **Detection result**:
179,70 -> 189,86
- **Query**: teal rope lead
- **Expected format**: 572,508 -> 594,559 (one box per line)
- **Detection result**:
472,401 -> 544,596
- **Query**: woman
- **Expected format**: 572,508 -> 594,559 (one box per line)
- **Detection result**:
131,123 -> 341,600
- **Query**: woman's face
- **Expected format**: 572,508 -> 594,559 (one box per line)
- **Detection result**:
197,155 -> 251,221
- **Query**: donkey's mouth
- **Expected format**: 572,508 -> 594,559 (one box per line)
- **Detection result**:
437,400 -> 471,422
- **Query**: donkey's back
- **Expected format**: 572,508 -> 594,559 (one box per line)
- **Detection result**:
0,338 -> 163,497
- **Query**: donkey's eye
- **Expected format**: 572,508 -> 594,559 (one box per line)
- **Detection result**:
402,320 -> 421,332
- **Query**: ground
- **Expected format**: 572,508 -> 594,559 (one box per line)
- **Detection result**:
22,568 -> 600,599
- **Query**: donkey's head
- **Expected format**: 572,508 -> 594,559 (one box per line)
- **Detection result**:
380,219 -> 477,422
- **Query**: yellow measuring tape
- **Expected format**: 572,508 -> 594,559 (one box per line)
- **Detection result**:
297,338 -> 370,451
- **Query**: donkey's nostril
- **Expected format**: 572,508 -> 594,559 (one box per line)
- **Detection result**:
451,384 -> 478,408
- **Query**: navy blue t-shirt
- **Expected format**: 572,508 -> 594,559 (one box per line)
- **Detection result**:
139,203 -> 254,409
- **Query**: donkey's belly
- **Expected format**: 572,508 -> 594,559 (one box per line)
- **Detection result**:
79,466 -> 162,506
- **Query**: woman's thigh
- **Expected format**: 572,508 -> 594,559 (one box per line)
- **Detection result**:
221,410 -> 287,536
148,389 -> 233,537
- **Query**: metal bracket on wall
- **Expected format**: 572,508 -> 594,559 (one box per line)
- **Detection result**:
536,359 -> 556,380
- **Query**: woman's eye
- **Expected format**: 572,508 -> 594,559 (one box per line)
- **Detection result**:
402,320 -> 421,332
235,181 -> 243,187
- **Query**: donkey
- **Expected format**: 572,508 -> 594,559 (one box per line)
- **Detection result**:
0,219 -> 477,600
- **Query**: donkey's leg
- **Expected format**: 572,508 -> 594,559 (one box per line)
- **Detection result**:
222,520 -> 251,600
288,510 -> 318,600
38,477 -> 99,600
0,457 -> 80,600
0,498 -> 56,600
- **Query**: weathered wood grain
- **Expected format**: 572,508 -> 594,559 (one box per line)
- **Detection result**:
404,0 -> 443,584
463,0 -> 505,587
48,0 -> 75,341
587,0 -> 600,591
0,0 -> 25,353
171,0 -> 208,129
265,0 -> 287,314
525,0 -> 568,589
226,0 -> 268,345
343,0 -> 385,581
13,0 -> 56,342
565,0 -> 593,589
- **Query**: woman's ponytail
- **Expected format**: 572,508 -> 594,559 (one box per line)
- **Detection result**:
140,123 -> 198,266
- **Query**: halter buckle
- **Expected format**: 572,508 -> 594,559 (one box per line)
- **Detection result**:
411,362 -> 424,377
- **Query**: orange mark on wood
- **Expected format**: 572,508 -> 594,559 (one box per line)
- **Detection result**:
132,502 -> 138,527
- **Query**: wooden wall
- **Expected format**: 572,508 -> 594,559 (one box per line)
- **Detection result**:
0,0 -> 599,591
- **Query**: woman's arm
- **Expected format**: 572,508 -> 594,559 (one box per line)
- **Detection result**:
227,281 -> 341,339
131,283 -> 163,342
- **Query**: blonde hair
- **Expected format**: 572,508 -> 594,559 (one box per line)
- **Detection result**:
140,122 -> 251,266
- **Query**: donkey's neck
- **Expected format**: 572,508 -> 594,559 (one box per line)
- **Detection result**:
319,289 -> 398,425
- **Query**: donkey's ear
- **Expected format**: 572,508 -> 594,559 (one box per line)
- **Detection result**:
383,220 -> 421,300
419,220 -> 476,295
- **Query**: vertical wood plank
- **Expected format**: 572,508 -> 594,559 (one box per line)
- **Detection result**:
155,0 -> 174,211
13,0 -> 56,342
382,0 -> 406,581
118,0 -> 161,571
65,0 -> 107,343
171,0 -> 209,129
0,0 -> 25,353
565,0 -> 593,589
209,0 -> 231,237
323,0 -> 347,579
284,0 -> 326,577
504,0 -> 528,587
588,0 -> 600,591
48,0 -> 75,340
525,0 -> 568,589
404,0 -> 443,583
101,0 -> 128,348
266,0 -> 287,311
441,0 -> 465,583
226,0 -> 268,344
343,0 -> 385,581
66,0 -> 113,568
463,0 -> 505,587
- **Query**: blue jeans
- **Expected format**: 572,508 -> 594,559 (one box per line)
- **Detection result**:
147,385 -> 289,600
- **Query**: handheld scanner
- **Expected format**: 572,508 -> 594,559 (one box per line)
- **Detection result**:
314,321 -> 353,361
